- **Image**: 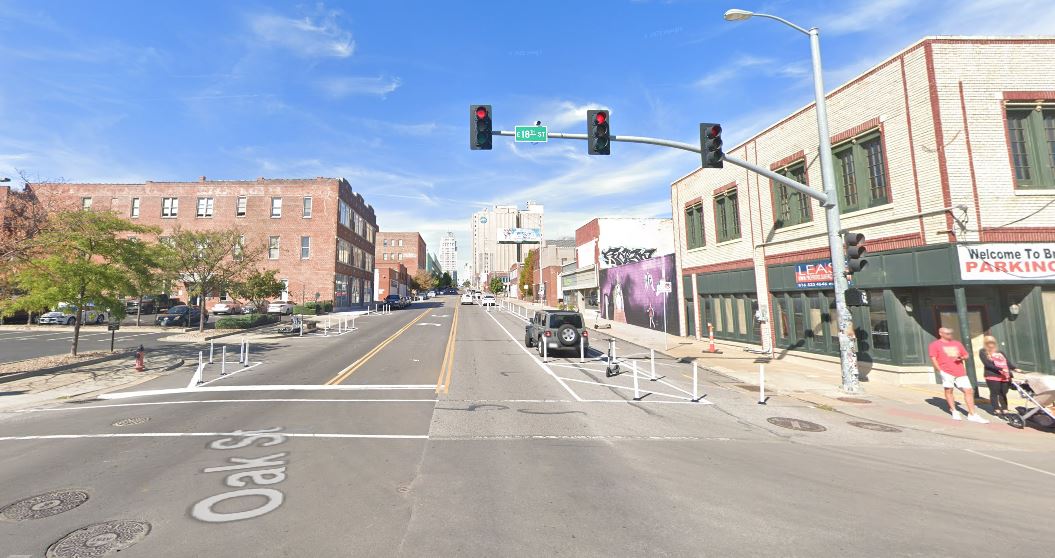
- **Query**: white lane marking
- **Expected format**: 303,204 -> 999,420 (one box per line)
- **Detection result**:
434,434 -> 730,441
964,449 -> 1055,478
198,361 -> 263,386
19,399 -> 439,412
0,432 -> 429,442
555,376 -> 685,400
416,323 -> 443,327
99,384 -> 437,399
484,307 -> 583,401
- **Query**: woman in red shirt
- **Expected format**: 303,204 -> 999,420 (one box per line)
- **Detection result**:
978,335 -> 1018,418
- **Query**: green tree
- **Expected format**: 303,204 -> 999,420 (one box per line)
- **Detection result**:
518,249 -> 537,300
10,210 -> 157,355
488,276 -> 505,295
164,227 -> 265,332
232,269 -> 285,315
412,270 -> 436,293
438,271 -> 453,289
461,280 -> 470,288
125,240 -> 173,327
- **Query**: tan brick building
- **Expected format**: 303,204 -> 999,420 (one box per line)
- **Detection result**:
672,37 -> 1055,379
29,177 -> 377,310
375,231 -> 426,272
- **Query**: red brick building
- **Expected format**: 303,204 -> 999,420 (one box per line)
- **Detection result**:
29,177 -> 377,310
375,231 -> 426,272
374,262 -> 409,301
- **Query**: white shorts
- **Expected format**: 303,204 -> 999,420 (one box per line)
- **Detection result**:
940,371 -> 972,389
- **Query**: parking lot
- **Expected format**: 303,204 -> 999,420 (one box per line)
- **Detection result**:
0,326 -> 171,364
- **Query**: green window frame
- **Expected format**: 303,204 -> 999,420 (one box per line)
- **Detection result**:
713,189 -> 741,243
832,130 -> 890,212
771,162 -> 812,228
684,202 -> 705,249
1006,106 -> 1055,189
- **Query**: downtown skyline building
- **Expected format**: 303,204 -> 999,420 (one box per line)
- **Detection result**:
470,202 -> 543,287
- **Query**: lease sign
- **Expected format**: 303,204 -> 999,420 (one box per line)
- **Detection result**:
958,243 -> 1055,281
794,260 -> 834,288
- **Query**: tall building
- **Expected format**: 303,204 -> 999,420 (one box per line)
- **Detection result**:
376,232 -> 426,272
470,202 -> 544,287
439,231 -> 458,282
29,177 -> 377,309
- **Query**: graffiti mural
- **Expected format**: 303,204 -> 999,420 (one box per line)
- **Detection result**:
601,247 -> 658,267
598,254 -> 677,332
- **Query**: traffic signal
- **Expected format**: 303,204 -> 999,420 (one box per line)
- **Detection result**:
844,232 -> 868,274
470,105 -> 492,150
700,123 -> 724,168
587,109 -> 610,155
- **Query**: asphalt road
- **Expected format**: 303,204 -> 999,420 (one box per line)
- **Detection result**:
0,327 -> 170,363
0,296 -> 1052,557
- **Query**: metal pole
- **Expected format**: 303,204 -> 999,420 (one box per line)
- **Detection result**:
692,361 -> 699,402
953,287 -> 979,391
632,361 -> 640,400
650,348 -> 656,381
808,28 -> 859,394
110,330 -> 115,353
758,363 -> 766,405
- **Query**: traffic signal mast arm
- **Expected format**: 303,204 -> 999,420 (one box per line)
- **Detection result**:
491,129 -> 829,207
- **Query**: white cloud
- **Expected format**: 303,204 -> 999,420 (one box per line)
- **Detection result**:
248,9 -> 355,58
820,0 -> 917,35
544,100 -> 612,129
318,76 -> 402,98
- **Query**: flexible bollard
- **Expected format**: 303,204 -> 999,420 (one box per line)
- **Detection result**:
650,348 -> 656,381
209,341 -> 214,364
692,361 -> 699,402
243,341 -> 250,367
632,361 -> 640,400
758,363 -> 766,405
198,350 -> 203,370
542,336 -> 548,362
299,315 -> 304,337
221,345 -> 227,376
580,335 -> 585,363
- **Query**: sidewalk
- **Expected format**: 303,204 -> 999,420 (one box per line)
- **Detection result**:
501,297 -> 1054,447
0,352 -> 185,412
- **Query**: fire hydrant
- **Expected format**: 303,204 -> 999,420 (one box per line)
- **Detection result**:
134,345 -> 146,372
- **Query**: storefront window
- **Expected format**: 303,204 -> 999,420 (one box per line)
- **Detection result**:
723,297 -> 734,335
736,298 -> 747,335
334,273 -> 349,308
1043,289 -> 1055,364
809,294 -> 824,341
793,295 -> 807,341
773,296 -> 789,339
869,290 -> 890,351
713,296 -> 723,332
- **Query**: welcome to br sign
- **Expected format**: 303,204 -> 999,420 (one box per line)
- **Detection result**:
958,243 -> 1055,281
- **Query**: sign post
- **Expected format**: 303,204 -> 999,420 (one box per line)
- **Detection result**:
107,320 -> 120,352
514,125 -> 548,143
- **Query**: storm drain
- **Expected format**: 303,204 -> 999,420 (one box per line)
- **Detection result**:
1,490 -> 89,521
111,417 -> 150,427
837,397 -> 872,404
848,421 -> 902,433
47,520 -> 151,558
766,417 -> 827,432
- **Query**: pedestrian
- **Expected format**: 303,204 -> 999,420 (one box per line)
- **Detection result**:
978,335 -> 1017,419
928,327 -> 988,423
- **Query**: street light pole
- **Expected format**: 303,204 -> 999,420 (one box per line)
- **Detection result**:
725,8 -> 859,393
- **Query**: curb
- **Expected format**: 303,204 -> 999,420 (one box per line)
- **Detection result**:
0,350 -> 134,385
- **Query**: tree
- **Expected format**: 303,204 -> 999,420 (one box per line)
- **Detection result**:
412,270 -> 436,293
488,276 -> 505,295
0,179 -> 70,324
164,227 -> 265,332
125,240 -> 173,327
9,210 -> 157,355
232,270 -> 284,315
438,271 -> 453,289
518,249 -> 537,300
461,280 -> 470,288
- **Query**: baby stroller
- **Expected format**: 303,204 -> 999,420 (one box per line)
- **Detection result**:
1005,373 -> 1055,429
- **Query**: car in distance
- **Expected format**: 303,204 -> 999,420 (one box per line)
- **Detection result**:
155,305 -> 204,327
38,303 -> 109,325
481,294 -> 497,307
383,294 -> 403,309
525,310 -> 589,356
210,301 -> 243,315
460,293 -> 473,305
267,301 -> 295,315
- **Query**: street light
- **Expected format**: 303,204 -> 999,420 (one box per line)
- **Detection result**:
724,7 -> 860,394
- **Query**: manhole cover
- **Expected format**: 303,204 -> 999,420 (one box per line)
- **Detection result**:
837,397 -> 872,404
848,421 -> 902,433
766,417 -> 827,432
47,520 -> 151,557
111,417 -> 149,427
1,490 -> 89,521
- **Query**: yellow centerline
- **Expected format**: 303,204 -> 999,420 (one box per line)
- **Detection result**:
326,308 -> 431,385
435,304 -> 461,394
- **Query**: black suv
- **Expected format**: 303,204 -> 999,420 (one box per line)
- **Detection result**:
525,310 -> 588,356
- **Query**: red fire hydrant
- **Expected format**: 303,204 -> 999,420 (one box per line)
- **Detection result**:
134,345 -> 146,372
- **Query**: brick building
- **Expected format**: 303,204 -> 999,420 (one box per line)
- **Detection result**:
374,262 -> 409,301
29,177 -> 377,310
376,231 -> 426,272
672,37 -> 1055,380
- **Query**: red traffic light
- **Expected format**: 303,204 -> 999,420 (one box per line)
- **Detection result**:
476,107 -> 489,119
706,124 -> 721,139
594,111 -> 607,125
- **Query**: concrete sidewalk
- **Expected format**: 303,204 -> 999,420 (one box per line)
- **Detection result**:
500,297 -> 1055,448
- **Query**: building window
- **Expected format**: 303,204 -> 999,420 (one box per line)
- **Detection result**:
383,239 -> 388,247
399,239 -> 404,247
771,162 -> 812,228
383,253 -> 389,261
161,197 -> 178,218
713,188 -> 741,243
832,130 -> 890,211
684,202 -> 705,250
196,197 -> 214,218
270,197 -> 282,218
302,197 -> 312,218
268,236 -> 280,260
337,238 -> 351,265
300,236 -> 310,259
1006,105 -> 1055,189
81,197 -> 92,210
130,197 -> 140,218
236,196 -> 247,216
339,200 -> 352,229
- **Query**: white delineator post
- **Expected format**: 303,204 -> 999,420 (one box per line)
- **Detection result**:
243,341 -> 250,367
758,363 -> 766,405
580,335 -> 585,363
692,361 -> 699,402
209,342 -> 214,364
221,345 -> 227,376
650,349 -> 656,381
632,360 -> 640,400
542,335 -> 548,362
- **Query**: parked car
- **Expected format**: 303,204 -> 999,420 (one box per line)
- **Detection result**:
481,294 -> 497,307
210,301 -> 243,315
460,293 -> 473,305
267,301 -> 295,315
525,310 -> 589,356
241,303 -> 258,315
383,294 -> 403,309
155,305 -> 204,327
427,291 -> 436,298
38,303 -> 109,326
124,297 -> 156,315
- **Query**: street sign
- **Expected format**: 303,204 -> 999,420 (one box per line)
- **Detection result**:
108,322 -> 121,331
656,281 -> 672,294
514,125 -> 548,143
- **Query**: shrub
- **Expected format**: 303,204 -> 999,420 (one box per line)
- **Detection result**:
292,304 -> 317,315
215,313 -> 279,329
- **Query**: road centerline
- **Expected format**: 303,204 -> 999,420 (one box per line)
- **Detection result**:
326,308 -> 432,385
435,304 -> 461,394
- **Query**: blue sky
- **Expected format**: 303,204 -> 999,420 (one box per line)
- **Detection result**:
2,0 -> 1052,273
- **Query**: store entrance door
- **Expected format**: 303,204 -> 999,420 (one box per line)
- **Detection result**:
935,305 -> 989,379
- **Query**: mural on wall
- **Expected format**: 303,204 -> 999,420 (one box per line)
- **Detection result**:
596,218 -> 674,269
598,254 -> 677,332
601,247 -> 658,267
